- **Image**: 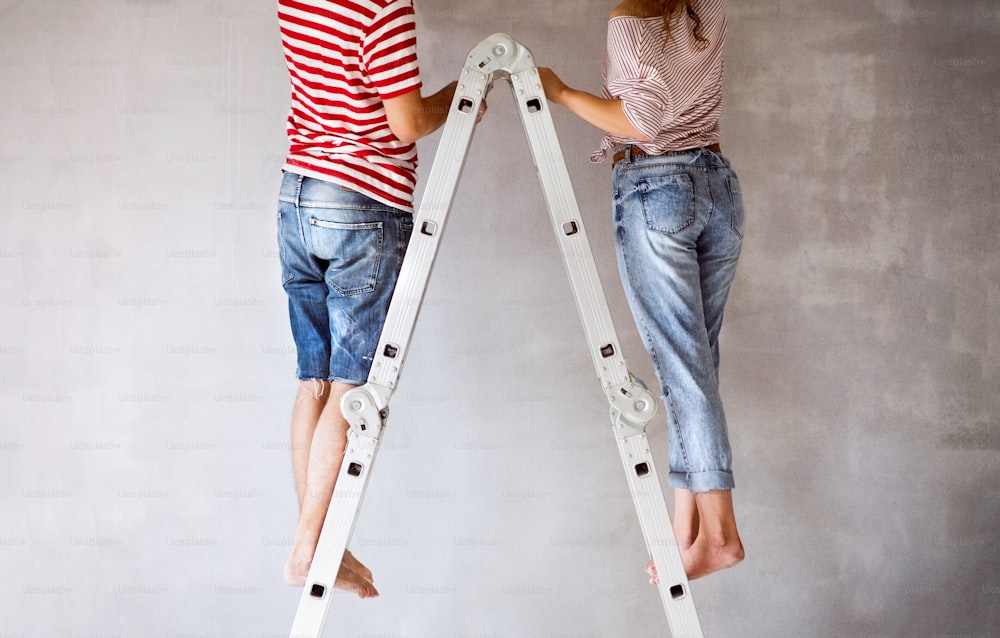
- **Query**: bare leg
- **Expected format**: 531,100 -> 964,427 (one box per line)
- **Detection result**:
680,489 -> 744,580
672,488 -> 699,551
290,380 -> 330,509
647,488 -> 700,584
284,380 -> 378,598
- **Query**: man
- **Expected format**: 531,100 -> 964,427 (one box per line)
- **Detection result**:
276,0 -> 464,598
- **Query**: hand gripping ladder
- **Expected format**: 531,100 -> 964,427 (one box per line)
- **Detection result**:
289,33 -> 703,638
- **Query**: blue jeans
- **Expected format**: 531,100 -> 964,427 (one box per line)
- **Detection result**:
611,145 -> 745,493
277,172 -> 413,384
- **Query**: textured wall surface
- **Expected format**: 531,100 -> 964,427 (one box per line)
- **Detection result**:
1,1 -> 998,637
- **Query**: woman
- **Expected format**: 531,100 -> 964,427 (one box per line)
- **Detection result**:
539,0 -> 745,581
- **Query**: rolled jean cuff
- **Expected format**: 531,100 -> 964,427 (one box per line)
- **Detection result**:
669,470 -> 735,493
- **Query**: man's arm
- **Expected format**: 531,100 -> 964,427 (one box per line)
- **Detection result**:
382,81 -> 459,144
537,67 -> 651,142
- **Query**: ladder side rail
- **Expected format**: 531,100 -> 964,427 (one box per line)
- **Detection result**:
505,68 -> 630,391
289,408 -> 384,638
368,65 -> 491,391
505,53 -> 705,638
615,418 -> 705,638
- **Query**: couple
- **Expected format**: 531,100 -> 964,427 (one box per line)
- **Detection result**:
275,0 -> 745,598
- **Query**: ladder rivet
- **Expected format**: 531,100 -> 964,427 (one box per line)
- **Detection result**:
351,401 -> 362,411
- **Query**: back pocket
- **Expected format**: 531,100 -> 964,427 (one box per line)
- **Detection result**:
726,176 -> 745,239
638,174 -> 695,235
309,219 -> 383,296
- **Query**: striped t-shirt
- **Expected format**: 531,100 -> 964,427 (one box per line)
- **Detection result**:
278,0 -> 423,211
592,0 -> 726,162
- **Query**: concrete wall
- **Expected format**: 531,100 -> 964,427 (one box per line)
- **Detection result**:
1,0 -> 997,636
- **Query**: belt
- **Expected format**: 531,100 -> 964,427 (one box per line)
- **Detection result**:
612,142 -> 721,167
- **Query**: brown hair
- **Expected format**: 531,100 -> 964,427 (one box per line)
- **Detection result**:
638,1 -> 707,43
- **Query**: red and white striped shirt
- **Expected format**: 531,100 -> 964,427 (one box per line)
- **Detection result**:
278,0 -> 423,211
592,0 -> 726,162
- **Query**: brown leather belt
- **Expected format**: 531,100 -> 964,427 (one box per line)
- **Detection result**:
612,143 -> 721,167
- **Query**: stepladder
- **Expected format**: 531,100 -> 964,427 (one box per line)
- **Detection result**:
289,33 -> 704,638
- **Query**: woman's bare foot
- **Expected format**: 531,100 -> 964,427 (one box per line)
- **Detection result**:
681,489 -> 743,580
681,532 -> 744,580
646,559 -> 659,584
647,488 -> 744,583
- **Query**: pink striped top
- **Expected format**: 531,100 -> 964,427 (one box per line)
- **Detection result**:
592,0 -> 727,162
278,0 -> 423,211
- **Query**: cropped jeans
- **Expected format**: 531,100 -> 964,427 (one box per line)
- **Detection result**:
611,145 -> 745,493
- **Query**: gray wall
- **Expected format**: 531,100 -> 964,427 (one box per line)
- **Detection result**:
1,0 -> 997,636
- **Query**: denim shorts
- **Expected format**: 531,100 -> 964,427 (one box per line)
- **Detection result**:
277,172 -> 413,385
611,145 -> 745,493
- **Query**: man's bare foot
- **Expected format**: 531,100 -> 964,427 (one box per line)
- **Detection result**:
334,560 -> 379,598
284,541 -> 315,587
343,550 -> 373,583
285,545 -> 378,598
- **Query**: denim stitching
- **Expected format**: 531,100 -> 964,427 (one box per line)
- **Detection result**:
726,176 -> 745,239
318,223 -> 384,296
638,173 -> 696,235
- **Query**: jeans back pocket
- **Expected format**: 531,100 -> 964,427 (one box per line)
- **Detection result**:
726,176 -> 745,239
309,219 -> 384,296
638,173 -> 696,235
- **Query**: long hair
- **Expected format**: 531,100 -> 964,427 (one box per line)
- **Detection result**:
643,0 -> 707,43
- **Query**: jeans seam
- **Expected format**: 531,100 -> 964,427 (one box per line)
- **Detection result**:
621,230 -> 692,479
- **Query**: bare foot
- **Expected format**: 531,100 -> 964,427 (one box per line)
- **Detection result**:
334,560 -> 379,598
647,488 -> 743,583
284,541 -> 314,587
285,545 -> 379,599
646,537 -> 743,584
343,550 -> 374,583
681,533 -> 744,580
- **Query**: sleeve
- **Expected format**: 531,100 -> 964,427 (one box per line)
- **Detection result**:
362,0 -> 423,99
607,76 -> 673,141
603,22 -> 675,141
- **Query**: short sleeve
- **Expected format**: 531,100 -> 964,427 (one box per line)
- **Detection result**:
363,0 -> 422,99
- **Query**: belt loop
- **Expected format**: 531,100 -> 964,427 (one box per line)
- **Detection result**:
625,145 -> 633,165
294,174 -> 305,207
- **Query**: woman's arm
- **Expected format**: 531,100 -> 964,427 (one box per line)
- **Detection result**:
537,67 -> 651,142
